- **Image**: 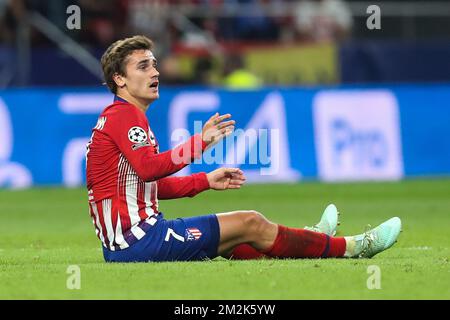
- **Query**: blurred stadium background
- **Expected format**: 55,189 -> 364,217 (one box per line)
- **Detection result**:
0,0 -> 449,300
1,0 -> 450,187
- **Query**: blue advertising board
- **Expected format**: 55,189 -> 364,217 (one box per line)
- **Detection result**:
0,85 -> 449,188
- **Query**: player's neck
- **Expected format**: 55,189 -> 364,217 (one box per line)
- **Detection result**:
116,92 -> 151,113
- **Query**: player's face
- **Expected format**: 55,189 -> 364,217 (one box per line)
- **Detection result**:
123,49 -> 160,103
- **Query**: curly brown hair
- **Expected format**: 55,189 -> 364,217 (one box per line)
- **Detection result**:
100,35 -> 154,94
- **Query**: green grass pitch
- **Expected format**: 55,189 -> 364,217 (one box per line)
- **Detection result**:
0,179 -> 449,299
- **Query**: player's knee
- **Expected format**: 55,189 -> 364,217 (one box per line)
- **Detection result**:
241,210 -> 270,235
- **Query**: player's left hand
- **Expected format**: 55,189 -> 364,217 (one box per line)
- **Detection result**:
202,113 -> 235,148
206,168 -> 246,190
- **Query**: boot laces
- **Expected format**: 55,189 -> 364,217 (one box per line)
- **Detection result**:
358,224 -> 376,258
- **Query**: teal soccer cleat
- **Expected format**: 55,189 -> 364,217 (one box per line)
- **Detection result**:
305,204 -> 340,236
352,217 -> 402,258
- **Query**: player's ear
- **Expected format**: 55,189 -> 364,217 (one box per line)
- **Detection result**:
113,72 -> 126,89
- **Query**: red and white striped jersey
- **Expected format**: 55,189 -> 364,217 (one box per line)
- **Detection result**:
86,99 -> 210,251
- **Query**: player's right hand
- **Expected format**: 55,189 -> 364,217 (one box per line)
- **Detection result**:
206,167 -> 246,190
202,112 -> 235,147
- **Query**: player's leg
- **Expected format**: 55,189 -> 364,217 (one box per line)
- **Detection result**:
216,210 -> 278,257
228,204 -> 340,260
216,210 -> 346,259
217,210 -> 402,260
103,211 -> 401,262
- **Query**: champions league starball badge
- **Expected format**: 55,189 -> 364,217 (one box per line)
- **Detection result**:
128,126 -> 148,143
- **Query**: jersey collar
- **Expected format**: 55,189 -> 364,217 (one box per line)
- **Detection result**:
114,95 -> 129,104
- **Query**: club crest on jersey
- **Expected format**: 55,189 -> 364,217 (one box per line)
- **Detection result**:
185,228 -> 202,241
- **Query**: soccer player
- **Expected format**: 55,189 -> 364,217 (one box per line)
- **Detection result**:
86,35 -> 401,263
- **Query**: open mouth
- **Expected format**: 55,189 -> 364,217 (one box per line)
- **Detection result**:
149,81 -> 159,89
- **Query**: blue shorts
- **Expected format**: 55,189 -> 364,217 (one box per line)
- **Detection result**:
103,213 -> 220,262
